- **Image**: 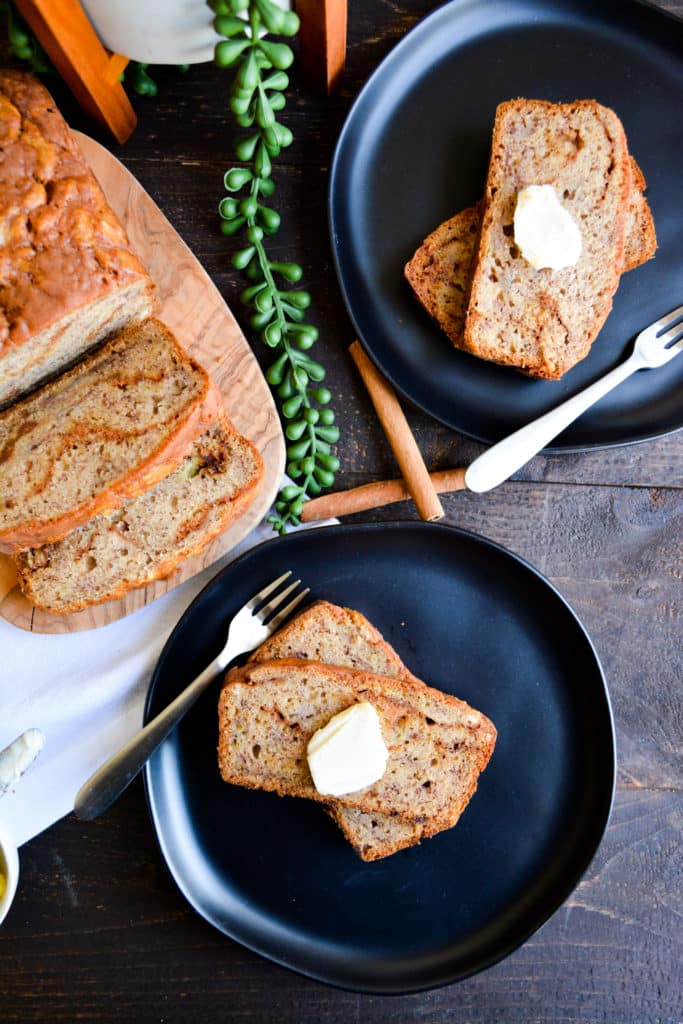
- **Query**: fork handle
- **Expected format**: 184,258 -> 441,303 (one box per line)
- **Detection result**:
73,656 -> 222,820
465,352 -> 643,493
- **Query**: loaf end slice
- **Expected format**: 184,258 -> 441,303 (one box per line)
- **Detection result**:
462,99 -> 633,379
15,417 -> 263,613
0,318 -> 221,553
0,70 -> 156,406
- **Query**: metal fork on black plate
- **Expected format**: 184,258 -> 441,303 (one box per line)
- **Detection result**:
74,572 -> 309,820
465,304 -> 683,493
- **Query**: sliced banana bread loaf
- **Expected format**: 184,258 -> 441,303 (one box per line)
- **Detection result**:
0,70 -> 156,407
462,99 -> 633,379
15,417 -> 263,613
218,658 -> 496,833
0,319 -> 221,553
405,155 -> 656,353
250,601 -> 496,860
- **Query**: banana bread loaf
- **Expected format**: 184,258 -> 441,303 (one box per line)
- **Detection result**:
14,417 -> 263,612
0,70 -> 156,407
0,318 -> 221,553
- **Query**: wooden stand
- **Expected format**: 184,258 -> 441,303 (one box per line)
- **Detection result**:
296,0 -> 347,92
13,0 -> 136,142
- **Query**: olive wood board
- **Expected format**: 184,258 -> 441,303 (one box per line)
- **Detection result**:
0,131 -> 285,634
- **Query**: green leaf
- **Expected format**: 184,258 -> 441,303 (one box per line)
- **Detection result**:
254,144 -> 272,179
287,290 -> 311,309
262,71 -> 289,92
316,425 -> 340,443
232,245 -> 255,269
282,395 -> 303,419
237,49 -> 260,90
213,14 -> 247,37
285,420 -> 307,441
254,287 -> 274,312
258,206 -> 280,232
259,40 -> 294,70
218,197 -> 238,220
265,352 -> 288,385
317,453 -> 340,473
287,439 -> 311,460
215,38 -> 250,67
234,133 -> 259,162
264,321 -> 282,346
224,167 -> 252,191
220,215 -> 246,236
270,262 -> 302,283
313,467 -> 335,487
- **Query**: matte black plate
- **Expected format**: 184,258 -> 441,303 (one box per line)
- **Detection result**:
144,523 -> 615,993
329,0 -> 683,449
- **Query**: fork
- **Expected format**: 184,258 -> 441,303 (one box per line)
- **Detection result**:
74,571 -> 309,820
465,304 -> 683,493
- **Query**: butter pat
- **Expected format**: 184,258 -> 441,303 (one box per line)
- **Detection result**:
513,185 -> 582,270
0,728 -> 45,794
307,702 -> 389,797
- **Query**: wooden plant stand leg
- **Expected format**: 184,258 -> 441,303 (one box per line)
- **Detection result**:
296,0 -> 347,93
14,0 -> 137,143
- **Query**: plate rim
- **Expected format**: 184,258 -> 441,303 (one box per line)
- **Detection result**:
143,520 -> 616,994
328,0 -> 683,452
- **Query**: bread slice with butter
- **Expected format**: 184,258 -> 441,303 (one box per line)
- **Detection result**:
404,154 -> 656,356
461,99 -> 635,379
235,601 -> 497,860
218,658 -> 496,832
14,417 -> 263,613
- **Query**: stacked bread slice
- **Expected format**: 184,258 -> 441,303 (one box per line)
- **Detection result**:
218,601 -> 497,861
0,71 -> 263,612
405,99 -> 657,379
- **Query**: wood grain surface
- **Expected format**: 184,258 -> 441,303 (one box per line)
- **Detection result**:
0,133 -> 285,634
1,1 -> 681,1022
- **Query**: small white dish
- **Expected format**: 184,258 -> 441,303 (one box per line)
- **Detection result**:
0,821 -> 19,926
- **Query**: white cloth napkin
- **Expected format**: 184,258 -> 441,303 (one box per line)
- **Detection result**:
0,509 -> 332,848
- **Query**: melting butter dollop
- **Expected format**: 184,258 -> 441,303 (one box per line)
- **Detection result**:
513,184 -> 582,271
307,701 -> 389,797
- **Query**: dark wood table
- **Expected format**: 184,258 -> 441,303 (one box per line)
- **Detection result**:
2,2 -> 681,1020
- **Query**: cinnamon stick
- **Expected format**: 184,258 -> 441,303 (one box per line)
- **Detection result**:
349,341 -> 444,522
301,468 -> 467,522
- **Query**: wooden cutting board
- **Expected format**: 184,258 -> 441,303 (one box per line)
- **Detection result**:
0,132 -> 285,634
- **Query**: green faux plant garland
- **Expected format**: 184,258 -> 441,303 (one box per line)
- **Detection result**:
213,0 -> 340,533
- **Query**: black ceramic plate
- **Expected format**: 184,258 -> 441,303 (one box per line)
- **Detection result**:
144,523 -> 615,993
329,0 -> 683,449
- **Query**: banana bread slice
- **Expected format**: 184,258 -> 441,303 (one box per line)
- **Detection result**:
405,155 -> 656,353
0,71 -> 156,407
218,658 -> 496,834
0,319 -> 221,553
250,600 -> 495,860
14,418 -> 263,613
462,99 -> 633,379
